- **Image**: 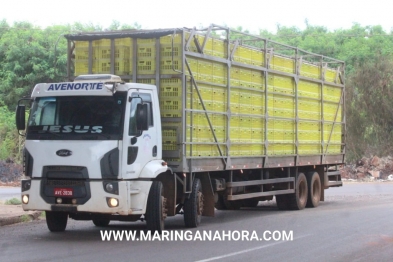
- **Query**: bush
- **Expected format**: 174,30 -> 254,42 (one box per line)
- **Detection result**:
5,198 -> 22,205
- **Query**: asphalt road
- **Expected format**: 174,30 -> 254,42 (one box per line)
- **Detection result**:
1,183 -> 393,262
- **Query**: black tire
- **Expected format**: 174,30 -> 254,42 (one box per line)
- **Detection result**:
242,199 -> 259,208
287,172 -> 308,210
92,219 -> 110,227
184,178 -> 203,228
306,172 -> 321,208
146,181 -> 166,233
46,211 -> 68,232
276,195 -> 290,210
214,194 -> 227,210
223,199 -> 242,210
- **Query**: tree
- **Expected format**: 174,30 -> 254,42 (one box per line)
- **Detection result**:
346,56 -> 393,160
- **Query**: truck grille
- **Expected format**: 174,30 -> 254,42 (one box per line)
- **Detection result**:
47,180 -> 85,186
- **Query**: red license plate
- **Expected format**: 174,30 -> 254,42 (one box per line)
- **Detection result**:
54,188 -> 73,197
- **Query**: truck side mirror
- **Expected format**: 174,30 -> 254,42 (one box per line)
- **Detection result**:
136,103 -> 149,131
16,105 -> 26,130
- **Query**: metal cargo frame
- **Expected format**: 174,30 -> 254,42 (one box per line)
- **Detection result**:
65,24 -> 345,174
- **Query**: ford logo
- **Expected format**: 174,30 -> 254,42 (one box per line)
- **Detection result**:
56,149 -> 72,157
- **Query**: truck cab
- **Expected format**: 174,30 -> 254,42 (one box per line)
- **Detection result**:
16,74 -> 172,232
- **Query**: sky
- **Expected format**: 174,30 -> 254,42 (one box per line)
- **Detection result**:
1,0 -> 393,33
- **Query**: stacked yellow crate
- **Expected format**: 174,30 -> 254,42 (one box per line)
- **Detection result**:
96,38 -> 132,75
74,41 -> 98,75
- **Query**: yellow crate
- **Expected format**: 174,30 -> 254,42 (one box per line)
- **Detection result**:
160,34 -> 182,44
298,144 -> 321,155
74,47 -> 99,60
251,144 -> 264,156
298,80 -> 321,99
188,144 -> 224,157
232,45 -> 252,64
162,128 -> 177,142
97,59 -> 110,73
137,38 -> 155,44
115,46 -> 131,59
267,74 -> 294,94
323,124 -> 342,143
137,79 -> 155,84
229,144 -> 252,156
298,99 -> 321,120
96,59 -> 130,75
212,39 -> 227,58
251,49 -> 265,67
323,85 -> 342,103
187,58 -> 198,73
298,130 -> 321,143
137,44 -> 155,58
98,46 -> 111,59
325,68 -> 338,83
75,41 -> 89,48
160,58 -> 182,74
300,62 -> 320,80
323,103 -> 342,121
161,44 -> 182,57
115,38 -> 132,46
325,144 -> 341,154
74,59 -> 98,75
160,99 -> 181,110
137,58 -> 155,74
114,59 -> 130,75
251,129 -> 264,143
268,144 -> 295,156
163,141 -> 177,151
160,78 -> 181,97
298,121 -> 320,132
198,60 -> 213,75
271,55 -> 295,74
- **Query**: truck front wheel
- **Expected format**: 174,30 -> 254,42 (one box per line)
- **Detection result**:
92,219 -> 110,227
184,178 -> 203,228
146,181 -> 166,233
46,211 -> 68,232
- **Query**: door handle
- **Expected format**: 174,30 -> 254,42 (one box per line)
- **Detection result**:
152,145 -> 157,157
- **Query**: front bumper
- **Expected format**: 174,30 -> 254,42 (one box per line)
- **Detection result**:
21,179 -> 152,215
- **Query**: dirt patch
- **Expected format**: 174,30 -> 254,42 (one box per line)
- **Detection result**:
341,156 -> 393,181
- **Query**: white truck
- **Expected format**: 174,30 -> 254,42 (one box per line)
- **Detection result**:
16,25 -> 344,232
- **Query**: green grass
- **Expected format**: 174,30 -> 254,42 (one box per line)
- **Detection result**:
20,214 -> 31,223
4,198 -> 22,205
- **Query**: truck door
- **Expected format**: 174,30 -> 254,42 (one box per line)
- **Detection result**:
122,90 -> 157,179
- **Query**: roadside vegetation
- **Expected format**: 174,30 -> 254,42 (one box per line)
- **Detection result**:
4,198 -> 22,205
1,19 -> 393,164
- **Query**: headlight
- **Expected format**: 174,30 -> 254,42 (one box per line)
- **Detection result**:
22,195 -> 29,204
107,197 -> 119,207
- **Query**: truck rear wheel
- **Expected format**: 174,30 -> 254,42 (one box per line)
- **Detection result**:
146,181 -> 166,233
184,178 -> 203,228
306,172 -> 321,208
92,219 -> 110,227
287,172 -> 308,210
46,211 -> 68,232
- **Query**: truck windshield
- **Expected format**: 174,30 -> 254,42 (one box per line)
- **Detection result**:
26,93 -> 126,140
